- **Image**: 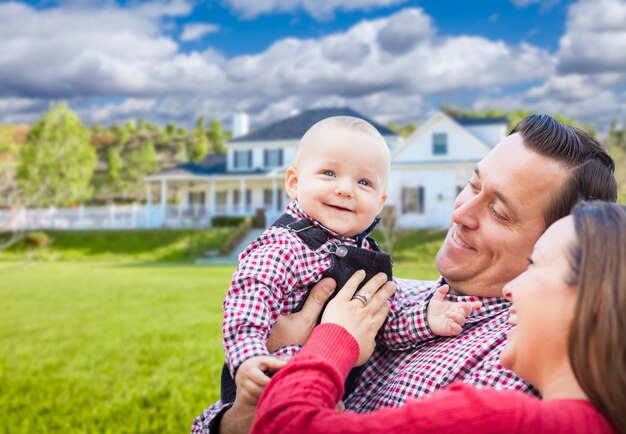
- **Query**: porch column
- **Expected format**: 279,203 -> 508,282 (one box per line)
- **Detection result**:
146,183 -> 152,206
271,178 -> 277,211
239,179 -> 246,214
209,180 -> 216,216
160,179 -> 167,223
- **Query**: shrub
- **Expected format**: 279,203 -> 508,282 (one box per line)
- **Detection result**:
211,216 -> 248,227
23,231 -> 50,248
253,208 -> 266,228
219,220 -> 252,255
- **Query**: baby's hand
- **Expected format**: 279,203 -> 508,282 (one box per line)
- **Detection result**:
234,355 -> 288,407
427,285 -> 482,336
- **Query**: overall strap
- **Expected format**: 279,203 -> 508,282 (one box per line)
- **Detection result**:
271,213 -> 329,251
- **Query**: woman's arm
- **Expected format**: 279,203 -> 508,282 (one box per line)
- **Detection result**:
251,272 -> 526,434
252,323 -> 525,434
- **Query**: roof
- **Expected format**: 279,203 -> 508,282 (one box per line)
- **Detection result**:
152,153 -> 228,177
148,153 -> 276,178
230,107 -> 396,143
454,117 -> 508,127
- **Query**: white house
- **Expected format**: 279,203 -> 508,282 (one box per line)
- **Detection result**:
144,108 -> 400,226
143,108 -> 507,229
387,111 -> 507,228
0,108 -> 509,232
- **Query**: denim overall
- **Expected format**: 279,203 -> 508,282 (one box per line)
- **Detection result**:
220,213 -> 393,404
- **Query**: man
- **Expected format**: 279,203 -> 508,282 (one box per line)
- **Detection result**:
192,115 -> 617,433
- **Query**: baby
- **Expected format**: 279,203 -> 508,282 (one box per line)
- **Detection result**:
220,116 -> 479,405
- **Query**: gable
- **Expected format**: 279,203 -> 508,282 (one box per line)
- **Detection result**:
393,112 -> 492,164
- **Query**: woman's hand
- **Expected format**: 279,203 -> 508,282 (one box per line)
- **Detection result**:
321,270 -> 396,366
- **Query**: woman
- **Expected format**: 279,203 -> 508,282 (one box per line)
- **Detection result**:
252,201 -> 625,433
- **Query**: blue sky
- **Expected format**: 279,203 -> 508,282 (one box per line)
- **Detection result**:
1,0 -> 625,132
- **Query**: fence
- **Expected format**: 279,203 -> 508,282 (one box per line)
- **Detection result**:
0,204 -> 271,231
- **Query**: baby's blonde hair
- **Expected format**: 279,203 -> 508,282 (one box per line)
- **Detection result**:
292,115 -> 390,167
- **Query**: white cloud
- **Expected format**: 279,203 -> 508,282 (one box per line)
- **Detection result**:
564,0 -> 626,32
224,0 -> 408,20
180,23 -> 220,41
557,0 -> 626,74
3,1 -> 622,131
89,98 -> 157,124
0,4 -> 556,127
495,0 -> 626,128
377,8 -> 434,54
509,0 -> 560,9
527,74 -> 597,102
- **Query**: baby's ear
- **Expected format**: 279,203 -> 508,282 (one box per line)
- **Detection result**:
285,166 -> 298,200
377,194 -> 388,214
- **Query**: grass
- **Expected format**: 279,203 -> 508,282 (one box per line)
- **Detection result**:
0,262 -> 234,434
0,228 -> 246,262
0,228 -> 442,433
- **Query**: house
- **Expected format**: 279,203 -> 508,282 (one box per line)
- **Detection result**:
144,108 -> 399,226
387,111 -> 507,228
144,108 -> 507,229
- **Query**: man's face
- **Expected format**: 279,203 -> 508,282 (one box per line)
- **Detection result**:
435,133 -> 569,297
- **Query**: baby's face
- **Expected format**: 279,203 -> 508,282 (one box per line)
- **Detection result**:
286,126 -> 389,237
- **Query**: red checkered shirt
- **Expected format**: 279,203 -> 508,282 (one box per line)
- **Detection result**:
191,207 -> 537,433
343,278 -> 539,412
222,200 -> 417,378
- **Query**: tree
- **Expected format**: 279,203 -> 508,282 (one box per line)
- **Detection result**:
106,145 -> 123,185
189,129 -> 209,163
608,117 -> 624,150
138,139 -> 157,173
388,122 -> 417,138
207,119 -> 227,153
18,102 -> 97,206
378,206 -> 398,254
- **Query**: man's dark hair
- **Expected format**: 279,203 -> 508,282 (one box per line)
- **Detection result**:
510,114 -> 617,226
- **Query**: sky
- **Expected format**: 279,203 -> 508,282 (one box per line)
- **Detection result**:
0,0 -> 625,133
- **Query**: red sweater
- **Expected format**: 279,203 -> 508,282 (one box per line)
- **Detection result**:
252,324 -> 616,434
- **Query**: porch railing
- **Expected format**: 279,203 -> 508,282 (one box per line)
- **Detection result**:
0,204 -> 283,231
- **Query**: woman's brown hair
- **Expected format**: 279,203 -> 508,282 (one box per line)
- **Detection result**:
567,201 -> 626,433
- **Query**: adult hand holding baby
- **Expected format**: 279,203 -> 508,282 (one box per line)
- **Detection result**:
322,271 -> 396,366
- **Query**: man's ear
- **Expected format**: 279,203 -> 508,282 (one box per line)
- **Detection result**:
285,166 -> 298,200
377,194 -> 388,215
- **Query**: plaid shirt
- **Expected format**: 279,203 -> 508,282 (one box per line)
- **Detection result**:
224,201 -> 366,377
344,278 -> 539,412
191,207 -> 537,433
222,200 -> 425,378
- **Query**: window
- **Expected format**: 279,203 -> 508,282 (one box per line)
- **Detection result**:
276,188 -> 283,210
402,187 -> 425,214
233,189 -> 252,210
188,191 -> 205,205
245,189 -> 252,211
234,150 -> 253,169
263,188 -> 273,207
432,133 -> 448,155
233,189 -> 240,207
264,149 -> 283,168
263,188 -> 283,210
215,191 -> 227,205
215,191 -> 227,213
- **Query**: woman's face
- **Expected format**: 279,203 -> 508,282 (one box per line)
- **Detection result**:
500,215 -> 578,386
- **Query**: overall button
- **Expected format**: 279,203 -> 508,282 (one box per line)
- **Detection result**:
335,246 -> 348,257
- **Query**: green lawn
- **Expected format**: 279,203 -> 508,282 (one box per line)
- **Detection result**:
0,262 -> 234,434
0,230 -> 442,433
0,227 -> 246,262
